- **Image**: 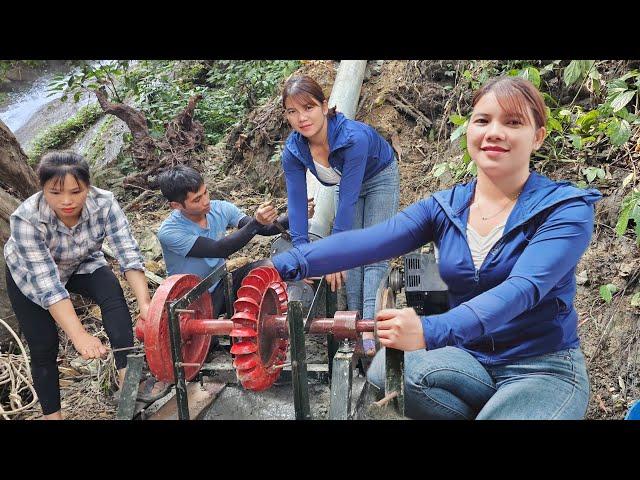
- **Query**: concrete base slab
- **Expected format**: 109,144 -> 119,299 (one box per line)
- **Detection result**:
202,375 -> 367,420
148,382 -> 226,420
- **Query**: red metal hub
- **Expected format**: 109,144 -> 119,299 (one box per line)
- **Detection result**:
230,266 -> 289,391
136,274 -> 213,382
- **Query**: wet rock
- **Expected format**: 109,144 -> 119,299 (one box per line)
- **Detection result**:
576,270 -> 589,285
618,262 -> 635,277
139,231 -> 163,261
145,260 -> 165,276
70,357 -> 101,375
226,256 -> 250,271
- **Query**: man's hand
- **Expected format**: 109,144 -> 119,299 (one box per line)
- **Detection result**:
255,200 -> 279,225
307,197 -> 315,219
375,308 -> 426,351
325,271 -> 347,292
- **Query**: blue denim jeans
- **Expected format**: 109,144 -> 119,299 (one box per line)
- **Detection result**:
335,159 -> 400,321
367,346 -> 590,419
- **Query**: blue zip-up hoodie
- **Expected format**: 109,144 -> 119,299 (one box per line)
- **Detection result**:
281,112 -> 395,246
273,172 -> 602,365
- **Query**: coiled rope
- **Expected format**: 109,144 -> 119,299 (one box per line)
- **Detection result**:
0,316 -> 38,419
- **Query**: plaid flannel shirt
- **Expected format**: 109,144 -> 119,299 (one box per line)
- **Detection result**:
4,186 -> 145,309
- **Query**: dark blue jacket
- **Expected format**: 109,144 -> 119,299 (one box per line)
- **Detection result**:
281,112 -> 395,246
273,172 -> 602,365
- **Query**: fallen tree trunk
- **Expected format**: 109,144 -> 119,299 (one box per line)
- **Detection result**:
0,121 -> 38,199
94,86 -> 159,170
0,119 -> 37,347
93,88 -> 206,189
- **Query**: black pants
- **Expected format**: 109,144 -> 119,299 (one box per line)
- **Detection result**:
5,266 -> 134,415
210,260 -> 271,317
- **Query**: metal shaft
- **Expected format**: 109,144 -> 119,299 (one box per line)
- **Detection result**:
307,319 -> 375,337
160,314 -> 374,341
182,319 -> 234,336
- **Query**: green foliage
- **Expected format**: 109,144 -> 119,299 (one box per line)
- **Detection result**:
599,283 -> 618,303
631,292 -> 640,307
582,166 -> 606,183
0,60 -> 47,81
121,60 -> 301,143
50,60 -> 302,145
443,60 -> 640,241
47,61 -> 130,103
616,189 -> 640,244
269,144 -> 284,164
27,104 -> 103,163
563,60 -> 598,87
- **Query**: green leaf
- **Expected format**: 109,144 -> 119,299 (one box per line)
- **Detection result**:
606,118 -> 632,146
449,114 -> 467,126
622,172 -> 635,188
599,284 -> 618,303
432,163 -> 448,177
547,118 -> 564,132
607,79 -> 628,94
619,70 -> 640,81
525,66 -> 541,88
631,292 -> 640,307
581,60 -> 595,74
564,60 -> 583,87
450,124 -> 467,142
569,134 -> 583,150
466,161 -> 477,175
576,110 -> 600,132
540,62 -> 557,75
542,92 -> 559,107
615,190 -> 640,237
610,90 -> 636,112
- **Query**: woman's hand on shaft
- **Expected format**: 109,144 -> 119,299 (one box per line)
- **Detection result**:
375,308 -> 426,351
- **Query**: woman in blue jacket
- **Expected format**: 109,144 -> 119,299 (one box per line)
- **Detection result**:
272,76 -> 601,419
280,75 -> 400,345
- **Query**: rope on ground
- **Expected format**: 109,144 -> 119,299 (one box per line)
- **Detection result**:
0,317 -> 38,419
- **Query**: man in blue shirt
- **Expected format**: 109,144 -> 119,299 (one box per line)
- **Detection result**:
157,165 -> 312,318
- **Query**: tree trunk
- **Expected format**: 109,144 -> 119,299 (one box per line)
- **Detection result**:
93,86 -> 159,169
0,119 -> 35,347
0,121 -> 38,199
93,89 -> 206,189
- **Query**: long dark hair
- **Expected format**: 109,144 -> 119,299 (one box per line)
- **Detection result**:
37,150 -> 91,189
282,75 -> 337,117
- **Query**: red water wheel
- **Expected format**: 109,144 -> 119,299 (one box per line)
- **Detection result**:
230,266 -> 288,391
140,274 -> 212,382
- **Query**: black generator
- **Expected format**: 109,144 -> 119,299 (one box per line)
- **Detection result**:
400,250 -> 449,315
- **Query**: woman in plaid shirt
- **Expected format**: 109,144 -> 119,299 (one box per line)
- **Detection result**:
4,151 -> 158,419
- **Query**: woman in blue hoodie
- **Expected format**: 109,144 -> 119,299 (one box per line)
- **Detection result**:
280,75 -> 400,346
272,76 -> 601,419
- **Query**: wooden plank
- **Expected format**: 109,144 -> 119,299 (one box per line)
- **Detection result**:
148,382 -> 226,420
